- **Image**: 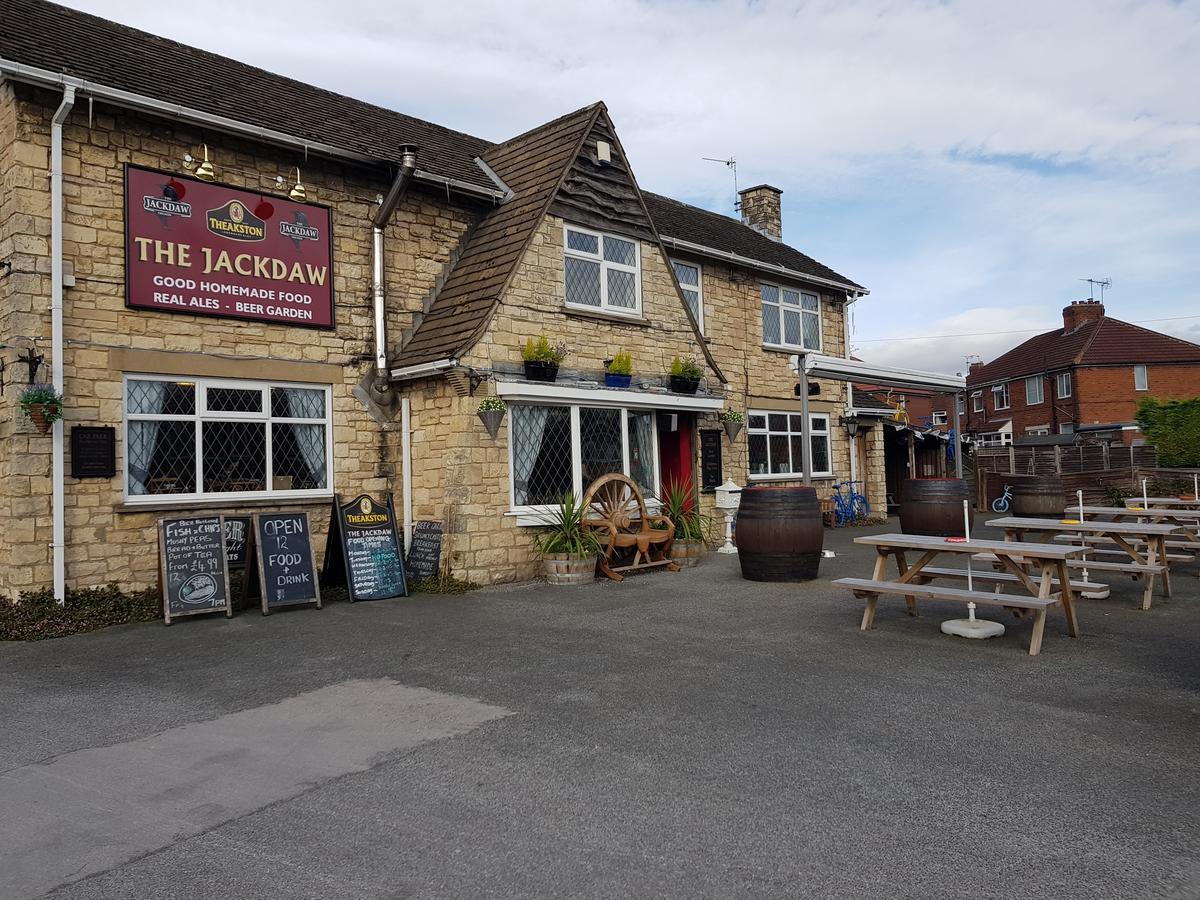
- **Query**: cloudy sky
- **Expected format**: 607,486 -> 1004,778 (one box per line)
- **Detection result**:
67,0 -> 1200,374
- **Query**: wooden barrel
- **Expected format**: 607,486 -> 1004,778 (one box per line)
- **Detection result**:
736,486 -> 824,581
899,478 -> 973,537
1011,476 -> 1065,517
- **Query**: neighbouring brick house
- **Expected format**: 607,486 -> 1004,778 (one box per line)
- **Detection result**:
0,0 -> 877,596
960,300 -> 1200,446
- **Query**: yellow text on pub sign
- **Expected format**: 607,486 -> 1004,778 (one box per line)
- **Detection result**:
132,238 -> 328,286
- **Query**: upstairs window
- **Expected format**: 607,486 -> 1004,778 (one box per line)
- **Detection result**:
1056,371 -> 1072,399
992,383 -> 1010,410
971,391 -> 983,412
671,260 -> 704,333
564,225 -> 641,316
761,283 -> 821,351
931,410 -> 948,425
1025,376 -> 1044,405
1134,365 -> 1148,391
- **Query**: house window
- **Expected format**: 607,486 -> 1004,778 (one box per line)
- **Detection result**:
1059,423 -> 1075,434
971,391 -> 983,412
932,410 -> 948,425
564,224 -> 641,316
1056,371 -> 1071,399
761,283 -> 821,351
671,260 -> 703,333
992,383 -> 1010,410
509,404 -> 658,509
124,376 -> 332,502
747,411 -> 831,479
1134,365 -> 1148,391
1027,426 -> 1050,436
956,395 -> 965,417
978,431 -> 1013,447
1025,376 -> 1044,405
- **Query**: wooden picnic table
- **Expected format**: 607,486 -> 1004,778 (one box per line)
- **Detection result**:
987,516 -> 1184,610
1125,497 -> 1200,510
833,533 -> 1090,656
1080,506 -> 1200,555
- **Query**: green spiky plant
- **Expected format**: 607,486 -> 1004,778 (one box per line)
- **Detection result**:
661,479 -> 711,543
535,492 -> 604,558
669,356 -> 703,379
607,351 -> 633,376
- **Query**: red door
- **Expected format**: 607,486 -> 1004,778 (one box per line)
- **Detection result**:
657,412 -> 695,504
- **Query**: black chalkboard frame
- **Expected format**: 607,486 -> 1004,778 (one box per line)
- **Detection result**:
405,520 -> 443,582
158,515 -> 234,626
247,512 -> 322,616
699,428 -> 723,493
70,425 -> 117,478
323,493 -> 408,602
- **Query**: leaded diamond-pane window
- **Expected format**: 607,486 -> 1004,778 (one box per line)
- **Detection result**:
761,282 -> 821,351
580,407 -> 622,487
564,225 -> 640,315
124,376 -> 331,502
511,405 -> 573,506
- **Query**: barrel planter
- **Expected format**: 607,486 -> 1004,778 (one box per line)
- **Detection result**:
542,553 -> 596,585
899,478 -> 974,537
1011,476 -> 1066,518
736,485 -> 824,581
671,538 -> 706,568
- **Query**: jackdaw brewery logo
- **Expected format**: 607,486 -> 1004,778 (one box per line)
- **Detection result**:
206,199 -> 266,241
281,210 -> 319,247
144,180 -> 191,227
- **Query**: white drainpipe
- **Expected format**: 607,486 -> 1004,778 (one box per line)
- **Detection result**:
372,146 -> 418,377
51,86 -> 75,604
401,397 -> 413,551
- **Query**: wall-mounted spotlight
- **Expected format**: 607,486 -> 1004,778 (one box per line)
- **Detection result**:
288,167 -> 306,202
183,144 -> 216,182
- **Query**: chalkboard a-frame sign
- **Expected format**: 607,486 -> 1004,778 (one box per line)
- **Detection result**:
323,493 -> 408,602
244,512 -> 322,615
158,515 -> 233,625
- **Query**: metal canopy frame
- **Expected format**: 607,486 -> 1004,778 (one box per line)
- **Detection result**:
789,354 -> 968,483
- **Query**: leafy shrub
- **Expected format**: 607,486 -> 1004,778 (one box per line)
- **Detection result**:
607,351 -> 633,375
535,492 -> 603,557
1,584 -> 160,641
719,409 -> 744,424
669,356 -> 703,379
478,396 -> 506,412
1136,397 -> 1200,467
661,479 -> 711,543
522,336 -> 568,364
20,384 -> 65,423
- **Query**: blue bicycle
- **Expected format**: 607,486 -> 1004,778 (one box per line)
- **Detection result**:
832,480 -> 871,527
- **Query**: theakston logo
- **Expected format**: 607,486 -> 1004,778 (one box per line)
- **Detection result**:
206,199 -> 266,242
142,195 -> 191,218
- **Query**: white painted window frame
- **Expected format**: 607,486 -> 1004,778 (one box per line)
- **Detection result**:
760,281 -> 822,353
506,401 -> 662,525
1056,371 -> 1072,399
992,382 -> 1010,410
971,391 -> 983,412
670,258 -> 704,334
1134,364 -> 1148,391
122,374 -> 334,505
1026,425 -> 1050,436
563,223 -> 642,317
746,410 -> 833,480
932,410 -> 949,425
1025,376 -> 1044,406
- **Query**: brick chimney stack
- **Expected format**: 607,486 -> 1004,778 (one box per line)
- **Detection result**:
1063,299 -> 1105,333
738,184 -> 783,241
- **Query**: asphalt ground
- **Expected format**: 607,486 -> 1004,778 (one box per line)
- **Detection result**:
2,518 -> 1198,899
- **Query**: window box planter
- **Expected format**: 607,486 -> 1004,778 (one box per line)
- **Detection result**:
524,360 -> 560,382
604,373 -> 632,389
669,375 -> 700,394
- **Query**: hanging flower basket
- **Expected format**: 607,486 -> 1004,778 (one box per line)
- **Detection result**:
723,420 -> 743,442
477,397 -> 506,439
20,385 -> 64,435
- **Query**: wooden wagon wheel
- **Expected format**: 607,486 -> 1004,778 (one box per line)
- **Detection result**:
582,472 -> 644,531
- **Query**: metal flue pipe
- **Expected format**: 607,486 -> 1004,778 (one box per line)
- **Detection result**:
372,145 -> 419,378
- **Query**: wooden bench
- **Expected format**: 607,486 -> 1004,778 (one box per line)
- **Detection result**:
833,577 -> 1059,655
914,566 -> 1107,594
1051,535 -> 1195,561
582,473 -> 679,582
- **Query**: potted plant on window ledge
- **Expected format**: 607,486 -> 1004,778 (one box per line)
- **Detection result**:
20,384 -> 64,435
522,336 -> 567,382
668,356 -> 703,394
536,492 -> 602,585
605,351 -> 633,389
661,479 -> 710,567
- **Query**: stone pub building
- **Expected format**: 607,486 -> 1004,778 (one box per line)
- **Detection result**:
0,0 -> 875,597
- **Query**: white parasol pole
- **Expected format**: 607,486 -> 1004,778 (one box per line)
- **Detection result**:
1143,477 -> 1149,509
940,498 -> 1004,639
1078,488 -> 1089,583
1194,473 -> 1198,499
964,499 -> 974,615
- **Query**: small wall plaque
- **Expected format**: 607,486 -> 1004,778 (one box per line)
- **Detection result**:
70,426 -> 116,478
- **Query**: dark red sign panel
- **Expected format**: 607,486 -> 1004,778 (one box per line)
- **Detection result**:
124,165 -> 335,328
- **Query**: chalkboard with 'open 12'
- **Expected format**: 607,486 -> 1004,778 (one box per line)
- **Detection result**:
246,512 -> 322,615
158,515 -> 233,625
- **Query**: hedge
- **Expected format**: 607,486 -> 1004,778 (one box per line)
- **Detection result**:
1136,397 -> 1200,467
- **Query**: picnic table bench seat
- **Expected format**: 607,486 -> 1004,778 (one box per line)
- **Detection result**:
1050,535 -> 1195,561
832,577 -> 1059,655
915,565 -> 1107,594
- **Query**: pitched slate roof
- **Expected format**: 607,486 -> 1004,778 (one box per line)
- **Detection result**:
643,192 -> 863,290
967,317 -> 1200,386
398,104 -> 602,366
0,0 -> 495,184
851,387 -> 898,412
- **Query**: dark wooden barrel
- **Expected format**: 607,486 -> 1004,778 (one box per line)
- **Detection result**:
1011,476 -> 1065,517
736,486 -> 824,581
899,478 -> 973,537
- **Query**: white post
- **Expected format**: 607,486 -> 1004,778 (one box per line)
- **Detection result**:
50,86 -> 75,605
401,396 -> 413,551
1194,473 -> 1197,499
1078,488 -> 1089,583
964,499 -> 973,595
1142,477 -> 1149,509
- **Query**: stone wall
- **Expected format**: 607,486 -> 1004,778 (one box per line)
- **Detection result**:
0,84 -> 481,596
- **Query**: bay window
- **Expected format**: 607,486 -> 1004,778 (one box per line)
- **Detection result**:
761,282 -> 821,351
564,224 -> 641,315
509,403 -> 658,510
747,411 -> 831,479
124,376 -> 332,502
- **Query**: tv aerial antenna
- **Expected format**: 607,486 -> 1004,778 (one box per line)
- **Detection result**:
702,156 -> 739,212
1080,277 -> 1112,303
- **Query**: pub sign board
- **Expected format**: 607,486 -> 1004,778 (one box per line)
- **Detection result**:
323,494 -> 408,602
700,429 -> 722,492
158,515 -> 233,625
245,512 -> 322,615
124,164 -> 335,329
70,426 -> 116,478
